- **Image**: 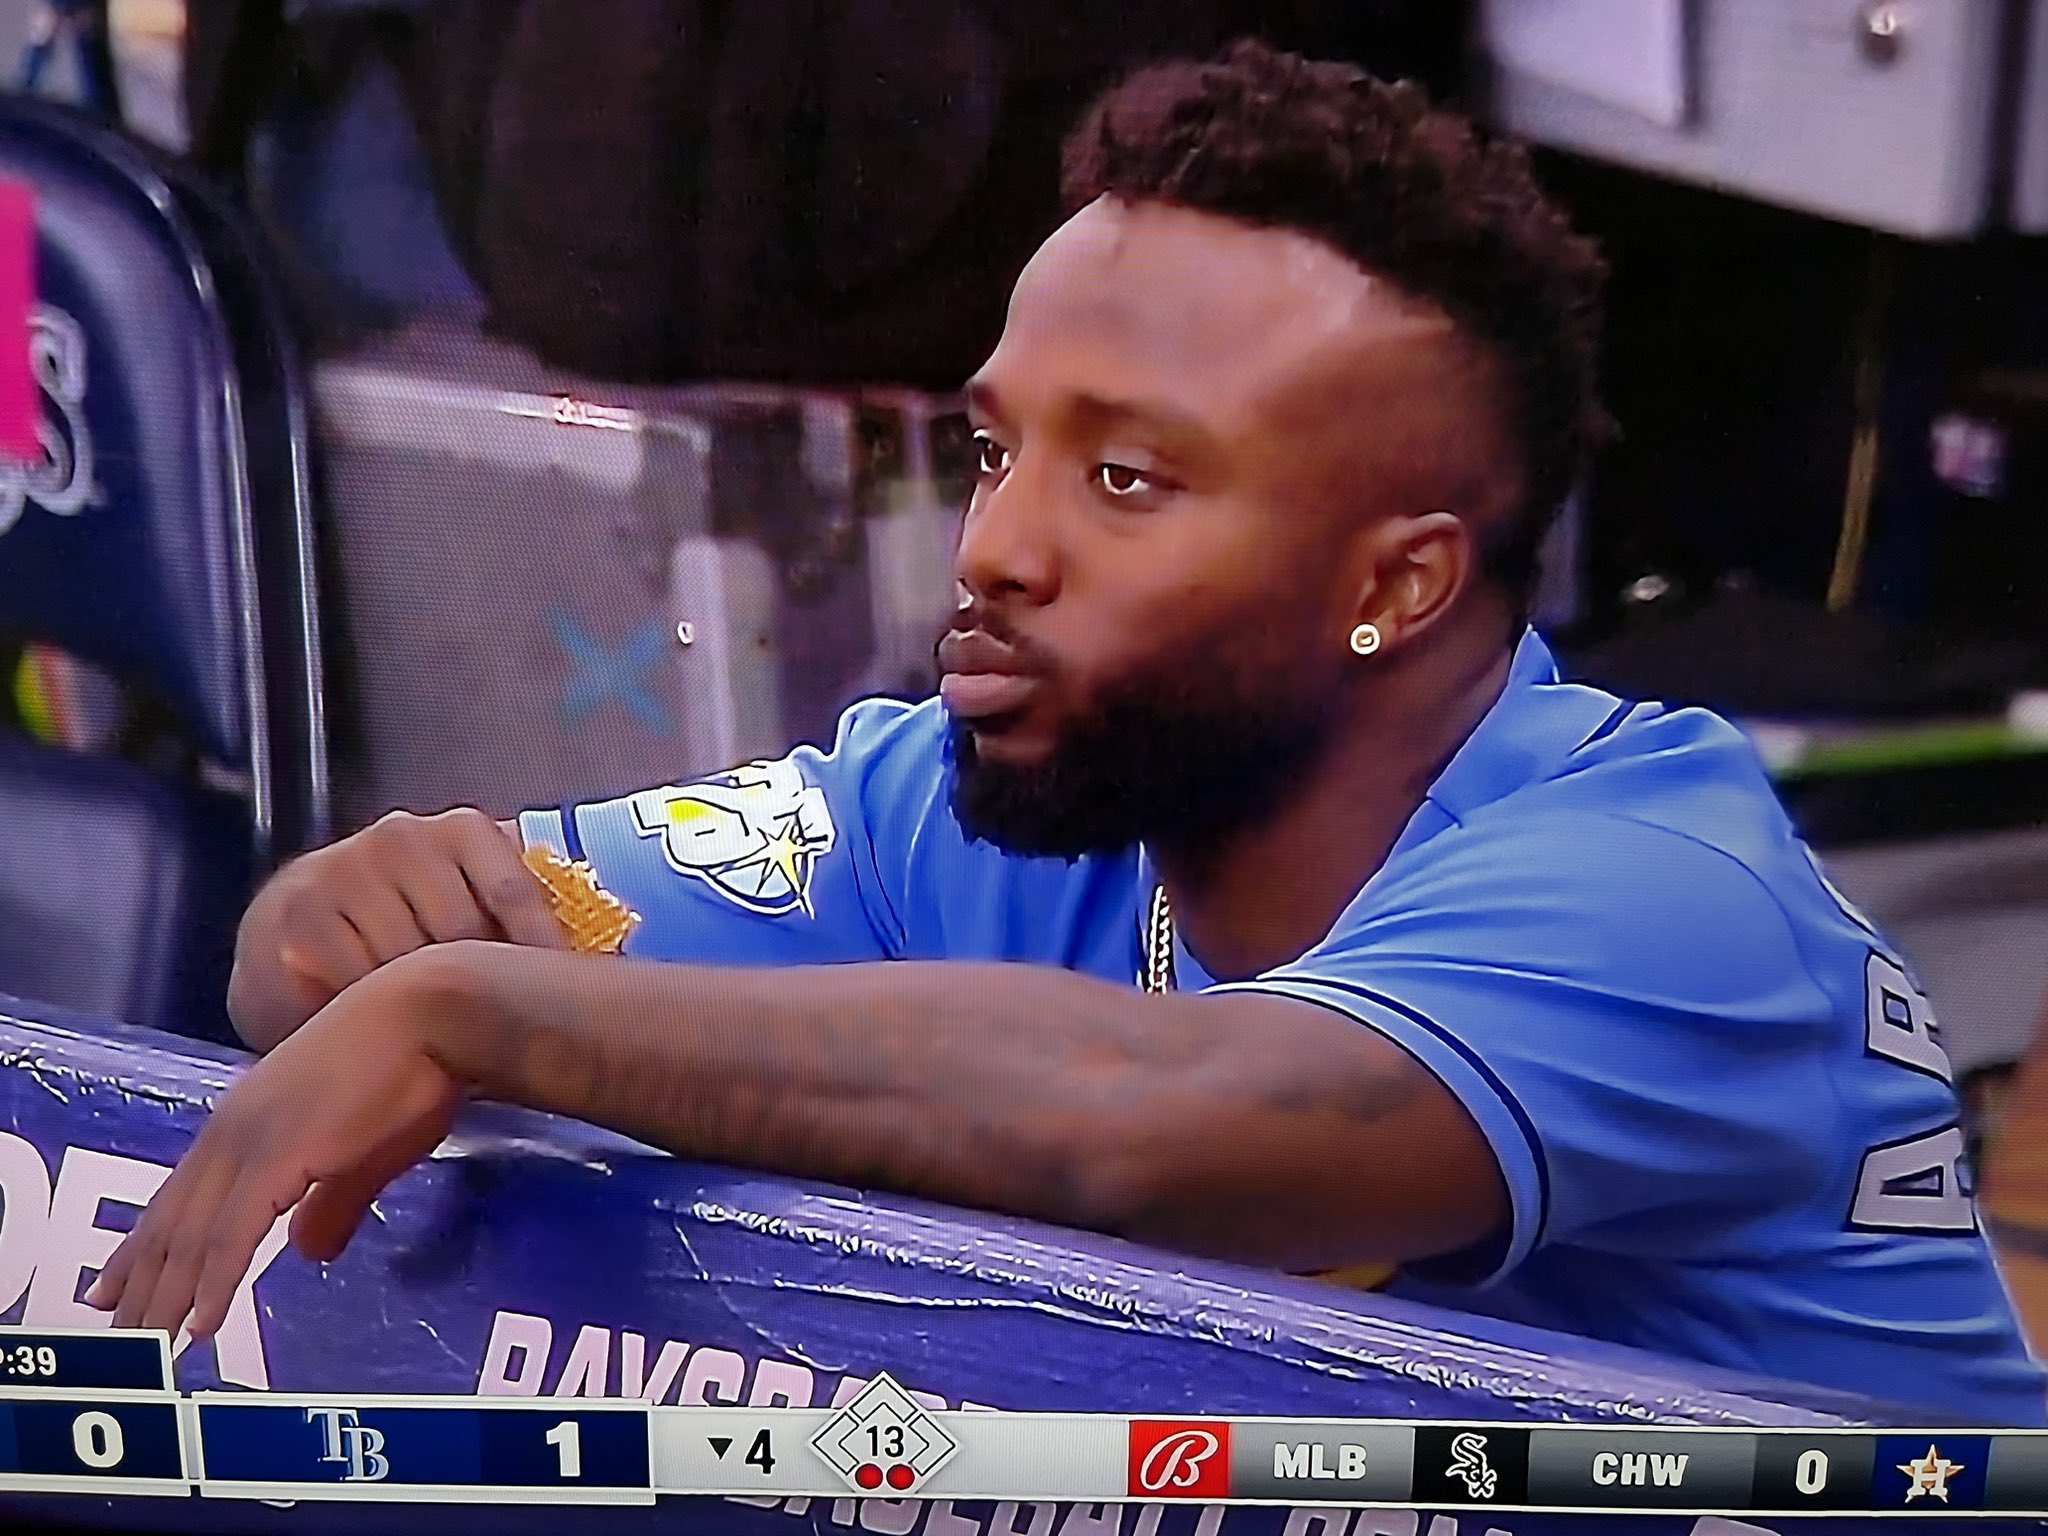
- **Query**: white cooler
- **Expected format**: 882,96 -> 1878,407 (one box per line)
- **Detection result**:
311,321 -> 965,829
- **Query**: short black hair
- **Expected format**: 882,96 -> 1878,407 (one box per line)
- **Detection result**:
1061,39 -> 1609,614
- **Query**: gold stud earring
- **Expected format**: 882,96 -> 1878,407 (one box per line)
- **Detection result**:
1349,622 -> 1383,657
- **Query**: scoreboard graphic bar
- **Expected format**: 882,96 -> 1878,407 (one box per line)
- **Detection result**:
4,1330 -> 2048,1515
193,1394 -> 654,1504
0,1327 -> 185,1495
0,1394 -> 187,1496
0,1327 -> 172,1393
648,1408 -> 1118,1500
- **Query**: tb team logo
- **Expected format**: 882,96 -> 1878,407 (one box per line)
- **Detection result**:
306,1408 -> 390,1483
1128,1420 -> 1231,1499
630,760 -> 836,917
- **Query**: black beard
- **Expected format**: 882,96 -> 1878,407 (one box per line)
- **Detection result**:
945,656 -> 1335,860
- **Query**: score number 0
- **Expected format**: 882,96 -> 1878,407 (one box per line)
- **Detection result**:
71,1410 -> 125,1469
1794,1448 -> 1829,1496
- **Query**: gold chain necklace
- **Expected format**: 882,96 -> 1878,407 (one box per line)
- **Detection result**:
1142,884 -> 1176,994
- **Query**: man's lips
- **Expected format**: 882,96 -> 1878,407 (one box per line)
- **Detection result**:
937,629 -> 1041,721
941,671 -> 1038,718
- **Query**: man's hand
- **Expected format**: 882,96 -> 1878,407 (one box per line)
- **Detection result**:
88,951 -> 465,1339
229,809 -> 569,1052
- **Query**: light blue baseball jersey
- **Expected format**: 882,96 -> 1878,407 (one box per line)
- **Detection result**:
520,630 -> 2046,1422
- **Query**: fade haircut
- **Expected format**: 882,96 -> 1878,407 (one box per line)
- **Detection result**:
1061,39 -> 1609,614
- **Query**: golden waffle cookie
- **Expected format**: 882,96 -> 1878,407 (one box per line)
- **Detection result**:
522,844 -> 641,955
1306,1261 -> 1397,1293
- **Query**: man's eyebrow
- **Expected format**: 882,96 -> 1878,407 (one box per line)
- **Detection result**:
1069,391 -> 1218,450
964,379 -> 1219,451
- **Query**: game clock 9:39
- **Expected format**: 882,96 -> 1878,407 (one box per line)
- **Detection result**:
4,1344 -> 60,1378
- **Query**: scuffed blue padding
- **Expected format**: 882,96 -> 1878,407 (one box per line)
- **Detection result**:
0,998 -> 2038,1536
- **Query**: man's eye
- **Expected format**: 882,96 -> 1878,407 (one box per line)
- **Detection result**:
972,431 -> 1010,477
1097,462 -> 1155,499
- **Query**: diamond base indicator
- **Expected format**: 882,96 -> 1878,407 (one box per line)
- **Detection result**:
809,1375 -> 959,1497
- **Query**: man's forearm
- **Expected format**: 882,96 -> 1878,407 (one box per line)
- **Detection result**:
412,942 -> 1218,1236
401,940 -> 1498,1271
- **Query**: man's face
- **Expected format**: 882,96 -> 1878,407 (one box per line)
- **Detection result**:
943,197 -> 1492,857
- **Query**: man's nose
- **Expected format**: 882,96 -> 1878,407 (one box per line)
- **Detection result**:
954,462 -> 1059,605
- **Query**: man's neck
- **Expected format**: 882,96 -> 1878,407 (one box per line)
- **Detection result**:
1153,630 -> 1516,981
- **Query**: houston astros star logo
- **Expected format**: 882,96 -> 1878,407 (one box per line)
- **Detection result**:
1898,1444 -> 1964,1502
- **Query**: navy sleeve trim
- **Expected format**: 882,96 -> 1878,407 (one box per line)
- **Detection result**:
558,802 -> 588,862
1284,973 -> 1553,1252
1571,701 -> 1633,753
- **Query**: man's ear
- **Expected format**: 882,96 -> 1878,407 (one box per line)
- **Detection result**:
1350,509 -> 1474,648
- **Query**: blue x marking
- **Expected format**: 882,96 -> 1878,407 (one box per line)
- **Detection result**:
549,608 -> 673,739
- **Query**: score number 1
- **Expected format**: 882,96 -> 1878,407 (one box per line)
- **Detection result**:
545,1421 -> 581,1479
540,1416 -> 675,1481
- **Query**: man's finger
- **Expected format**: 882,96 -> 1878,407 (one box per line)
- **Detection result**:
292,1080 -> 461,1265
105,1140 -> 246,1328
397,857 -> 499,946
452,818 -> 572,951
98,1162 -> 200,1326
90,1216 -> 154,1319
276,916 -> 379,997
137,1227 -> 209,1338
105,1191 -> 183,1330
189,1168 -> 306,1342
84,1211 -> 146,1311
339,883 -> 433,966
290,1174 -> 377,1265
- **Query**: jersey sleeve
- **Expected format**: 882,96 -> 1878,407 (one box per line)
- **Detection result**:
517,698 -> 945,965
1204,811 -> 1844,1287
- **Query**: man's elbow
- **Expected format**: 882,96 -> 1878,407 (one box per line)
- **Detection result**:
1050,1086 -> 1508,1275
1053,1148 -> 1163,1244
1048,1099 -> 1262,1257
1067,1147 -> 1293,1265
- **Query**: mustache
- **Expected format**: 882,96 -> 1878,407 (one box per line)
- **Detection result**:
935,602 -> 1056,673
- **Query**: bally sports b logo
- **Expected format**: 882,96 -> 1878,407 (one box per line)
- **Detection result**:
1129,1421 -> 1231,1498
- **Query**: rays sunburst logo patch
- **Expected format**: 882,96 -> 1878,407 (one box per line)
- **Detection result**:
629,760 -> 836,917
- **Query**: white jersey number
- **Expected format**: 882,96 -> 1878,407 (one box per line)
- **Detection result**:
1848,953 -> 1974,1233
1861,951 -> 1951,1082
1849,1124 -> 1975,1233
